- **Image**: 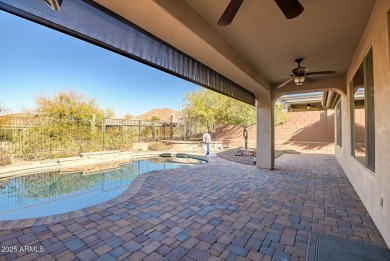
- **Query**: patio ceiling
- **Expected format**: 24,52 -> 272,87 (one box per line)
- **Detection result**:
94,0 -> 376,99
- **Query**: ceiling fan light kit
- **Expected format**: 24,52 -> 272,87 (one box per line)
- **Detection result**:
294,76 -> 305,86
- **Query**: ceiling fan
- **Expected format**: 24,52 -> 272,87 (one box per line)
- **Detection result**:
276,58 -> 336,88
217,0 -> 304,26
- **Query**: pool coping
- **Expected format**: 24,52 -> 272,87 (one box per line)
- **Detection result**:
0,152 -> 209,230
0,151 -> 207,178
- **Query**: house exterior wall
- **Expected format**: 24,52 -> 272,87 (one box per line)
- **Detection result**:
335,0 -> 390,247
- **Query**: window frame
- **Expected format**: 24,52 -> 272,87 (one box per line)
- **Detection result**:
350,48 -> 375,172
336,100 -> 342,147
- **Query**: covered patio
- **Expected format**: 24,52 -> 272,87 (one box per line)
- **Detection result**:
0,154 -> 386,260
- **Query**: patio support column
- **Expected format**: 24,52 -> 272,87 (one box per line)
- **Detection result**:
256,98 -> 275,169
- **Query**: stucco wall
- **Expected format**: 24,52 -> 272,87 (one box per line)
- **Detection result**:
335,0 -> 390,247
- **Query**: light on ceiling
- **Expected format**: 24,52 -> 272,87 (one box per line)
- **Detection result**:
294,76 -> 305,86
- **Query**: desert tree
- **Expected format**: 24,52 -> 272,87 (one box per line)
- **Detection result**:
183,88 -> 288,147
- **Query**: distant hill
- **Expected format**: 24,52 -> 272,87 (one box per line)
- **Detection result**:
137,108 -> 178,122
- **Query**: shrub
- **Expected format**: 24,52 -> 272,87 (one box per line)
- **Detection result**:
104,128 -> 134,151
13,126 -> 53,160
0,147 -> 12,166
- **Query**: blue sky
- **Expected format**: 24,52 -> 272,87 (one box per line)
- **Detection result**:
0,11 -> 198,117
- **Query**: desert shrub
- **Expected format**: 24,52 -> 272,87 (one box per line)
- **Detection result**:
104,128 -> 134,151
0,147 -> 12,166
11,119 -> 136,160
13,126 -> 53,160
148,141 -> 172,151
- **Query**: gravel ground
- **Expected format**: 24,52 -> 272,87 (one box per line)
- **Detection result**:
216,148 -> 299,165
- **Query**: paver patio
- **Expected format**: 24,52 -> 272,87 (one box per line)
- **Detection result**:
0,154 -> 387,261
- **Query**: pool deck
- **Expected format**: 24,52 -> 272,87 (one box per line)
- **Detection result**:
0,153 -> 387,261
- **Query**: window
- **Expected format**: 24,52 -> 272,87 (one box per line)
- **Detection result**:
351,64 -> 365,163
351,48 -> 375,172
336,101 -> 342,147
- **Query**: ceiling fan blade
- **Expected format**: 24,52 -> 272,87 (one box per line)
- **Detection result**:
306,71 -> 336,75
277,78 -> 293,88
274,0 -> 304,19
269,75 -> 293,80
305,76 -> 316,83
217,0 -> 244,26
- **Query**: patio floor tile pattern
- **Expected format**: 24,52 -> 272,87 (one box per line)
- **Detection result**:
0,154 -> 387,260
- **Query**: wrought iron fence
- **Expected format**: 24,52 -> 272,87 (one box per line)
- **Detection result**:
0,116 -> 181,160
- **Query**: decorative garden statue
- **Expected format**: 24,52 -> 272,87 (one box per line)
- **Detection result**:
243,125 -> 248,150
235,124 -> 255,157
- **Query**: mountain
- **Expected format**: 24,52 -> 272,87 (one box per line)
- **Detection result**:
137,108 -> 178,122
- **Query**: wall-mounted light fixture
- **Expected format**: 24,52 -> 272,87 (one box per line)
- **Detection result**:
307,103 -> 311,109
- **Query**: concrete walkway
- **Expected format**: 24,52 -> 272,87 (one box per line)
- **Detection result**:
0,154 -> 387,261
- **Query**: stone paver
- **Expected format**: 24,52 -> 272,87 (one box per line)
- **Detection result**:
0,154 -> 387,260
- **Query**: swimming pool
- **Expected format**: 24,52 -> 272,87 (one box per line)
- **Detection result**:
0,156 -> 206,220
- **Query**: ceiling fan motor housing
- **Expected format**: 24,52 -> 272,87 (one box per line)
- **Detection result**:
292,58 -> 307,76
292,67 -> 308,76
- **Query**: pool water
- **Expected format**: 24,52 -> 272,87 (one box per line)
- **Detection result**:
0,156 -> 206,220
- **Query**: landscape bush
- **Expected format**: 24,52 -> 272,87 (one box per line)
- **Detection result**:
103,128 -> 134,151
12,124 -> 135,160
3,90 -> 139,161
0,147 -> 12,166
